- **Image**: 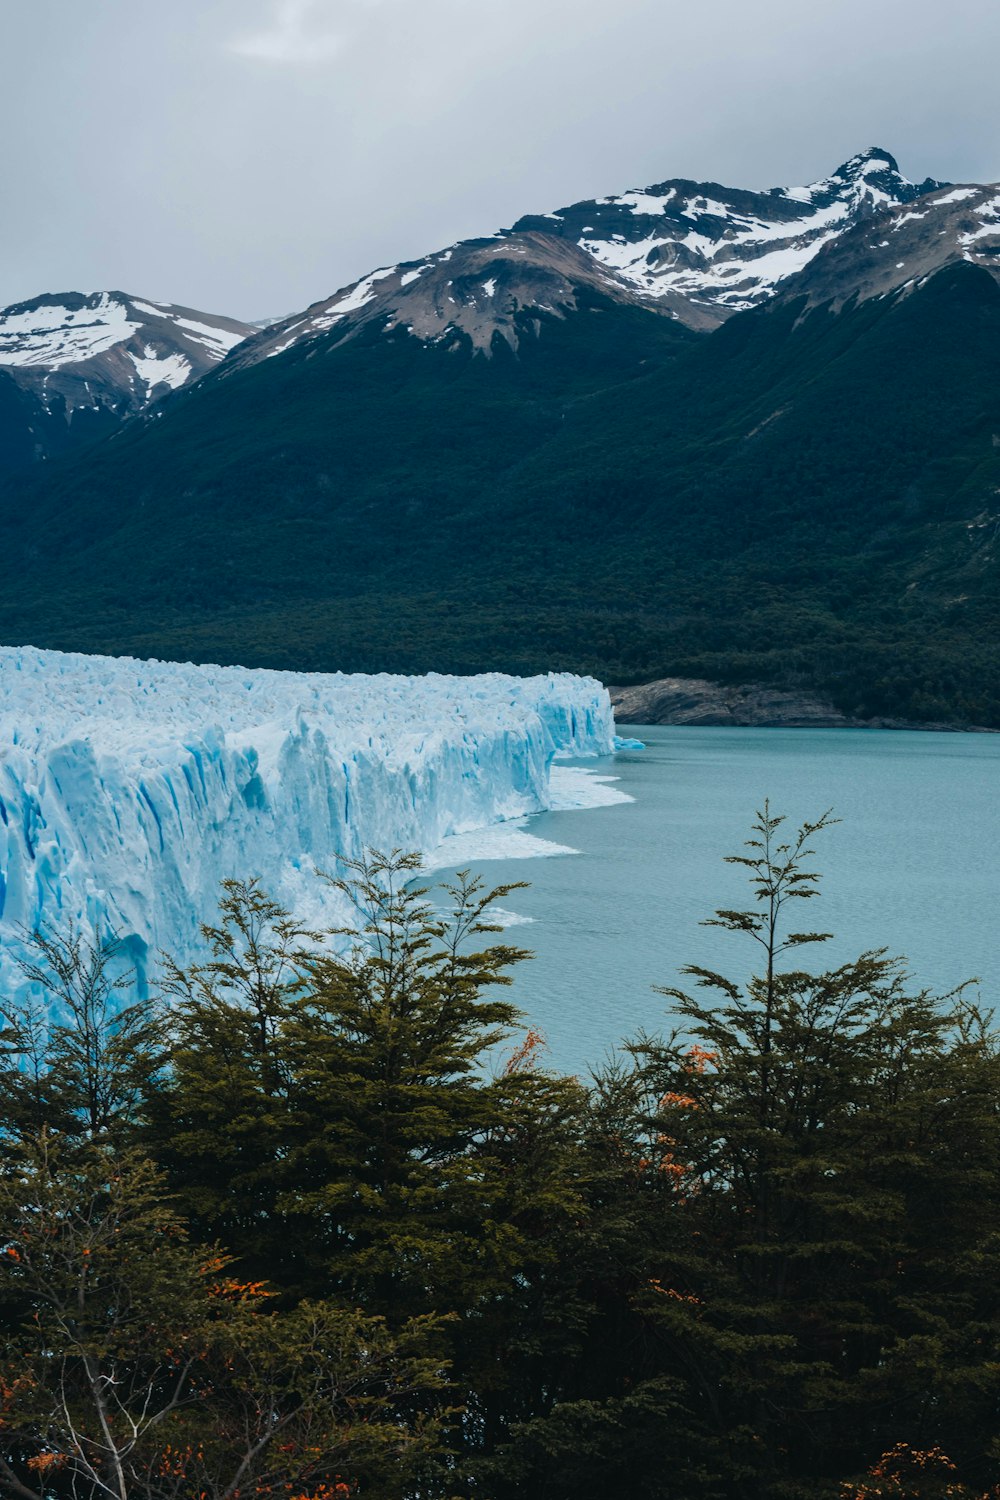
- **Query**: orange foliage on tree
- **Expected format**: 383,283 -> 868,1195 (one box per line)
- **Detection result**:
843,1443 -> 1000,1499
648,1278 -> 702,1307
210,1276 -> 275,1303
286,1484 -> 352,1499
503,1026 -> 547,1074
253,1483 -> 352,1498
157,1442 -> 207,1478
25,1451 -> 67,1475
659,1091 -> 699,1110
685,1044 -> 718,1074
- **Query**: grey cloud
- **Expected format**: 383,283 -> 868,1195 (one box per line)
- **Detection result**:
1,0 -> 999,321
229,1 -> 346,64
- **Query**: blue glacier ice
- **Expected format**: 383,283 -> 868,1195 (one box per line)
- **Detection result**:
0,646 -> 617,1003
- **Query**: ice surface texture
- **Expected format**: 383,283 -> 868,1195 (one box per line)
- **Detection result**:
0,647 -> 615,1002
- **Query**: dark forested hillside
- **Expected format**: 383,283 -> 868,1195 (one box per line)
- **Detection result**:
2,259 -> 1000,723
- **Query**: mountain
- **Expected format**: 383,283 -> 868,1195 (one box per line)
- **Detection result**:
0,291 -> 253,472
512,147 -> 944,327
771,179 -> 1000,308
226,231 -> 666,368
2,150 -> 1000,726
226,148 -> 944,371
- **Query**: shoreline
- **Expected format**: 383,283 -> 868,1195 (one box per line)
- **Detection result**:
609,676 -> 995,733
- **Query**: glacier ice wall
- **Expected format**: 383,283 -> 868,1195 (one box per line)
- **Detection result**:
0,647 -> 615,1000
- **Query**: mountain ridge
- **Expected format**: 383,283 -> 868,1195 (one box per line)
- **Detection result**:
220,146 -> 948,373
511,146 -> 945,325
771,180 -> 1000,309
0,290 -> 254,472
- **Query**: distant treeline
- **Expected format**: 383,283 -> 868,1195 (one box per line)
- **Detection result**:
3,810 -> 1000,1499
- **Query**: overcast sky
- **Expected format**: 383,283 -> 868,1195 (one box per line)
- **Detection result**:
2,0 -> 999,321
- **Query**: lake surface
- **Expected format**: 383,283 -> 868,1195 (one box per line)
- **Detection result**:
429,726 -> 1000,1075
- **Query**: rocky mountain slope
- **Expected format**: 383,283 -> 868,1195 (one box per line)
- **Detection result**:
772,180 -> 1000,308
226,233 -> 660,367
227,148 -> 945,370
512,147 -> 943,327
0,291 -> 253,472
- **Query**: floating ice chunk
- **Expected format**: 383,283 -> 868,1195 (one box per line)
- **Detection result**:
423,821 -> 579,871
487,907 -> 535,928
547,766 -> 633,811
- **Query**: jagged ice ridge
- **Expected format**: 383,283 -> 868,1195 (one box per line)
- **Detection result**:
0,648 -> 620,1007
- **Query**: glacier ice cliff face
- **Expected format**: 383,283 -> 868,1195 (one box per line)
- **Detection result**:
0,647 -> 616,1002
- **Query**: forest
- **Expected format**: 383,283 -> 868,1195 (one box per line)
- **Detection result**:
3,809 -> 1000,1499
3,264 -> 1000,727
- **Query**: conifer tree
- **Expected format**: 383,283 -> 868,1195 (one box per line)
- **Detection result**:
1,925 -> 166,1150
282,849 -> 533,1313
624,804 -> 1000,1496
142,878 -> 316,1289
479,807 -> 1000,1499
147,854 -> 544,1309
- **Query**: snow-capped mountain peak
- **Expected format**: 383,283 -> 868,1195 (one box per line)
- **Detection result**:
786,146 -> 912,203
0,291 -> 255,471
0,290 -> 251,390
511,147 -> 945,325
773,177 -> 1000,311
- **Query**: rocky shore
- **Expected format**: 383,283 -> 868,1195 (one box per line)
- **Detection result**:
609,677 -> 986,730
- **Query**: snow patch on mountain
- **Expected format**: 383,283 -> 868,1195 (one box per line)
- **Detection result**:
959,193 -> 1000,247
0,293 -> 140,369
512,147 -> 945,324
129,348 -> 192,397
0,648 -> 618,1007
774,179 -> 1000,312
171,314 -> 248,358
930,188 -> 979,207
312,267 -> 398,329
0,293 -> 248,375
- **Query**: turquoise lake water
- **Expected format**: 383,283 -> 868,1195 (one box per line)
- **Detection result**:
429,726 -> 1000,1076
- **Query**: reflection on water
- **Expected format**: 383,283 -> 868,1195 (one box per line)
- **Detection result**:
429,726 -> 1000,1075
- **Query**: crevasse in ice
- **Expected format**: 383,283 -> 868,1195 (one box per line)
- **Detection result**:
0,646 -> 616,1001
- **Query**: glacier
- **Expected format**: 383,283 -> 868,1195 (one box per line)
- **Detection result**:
0,646 -> 619,1005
